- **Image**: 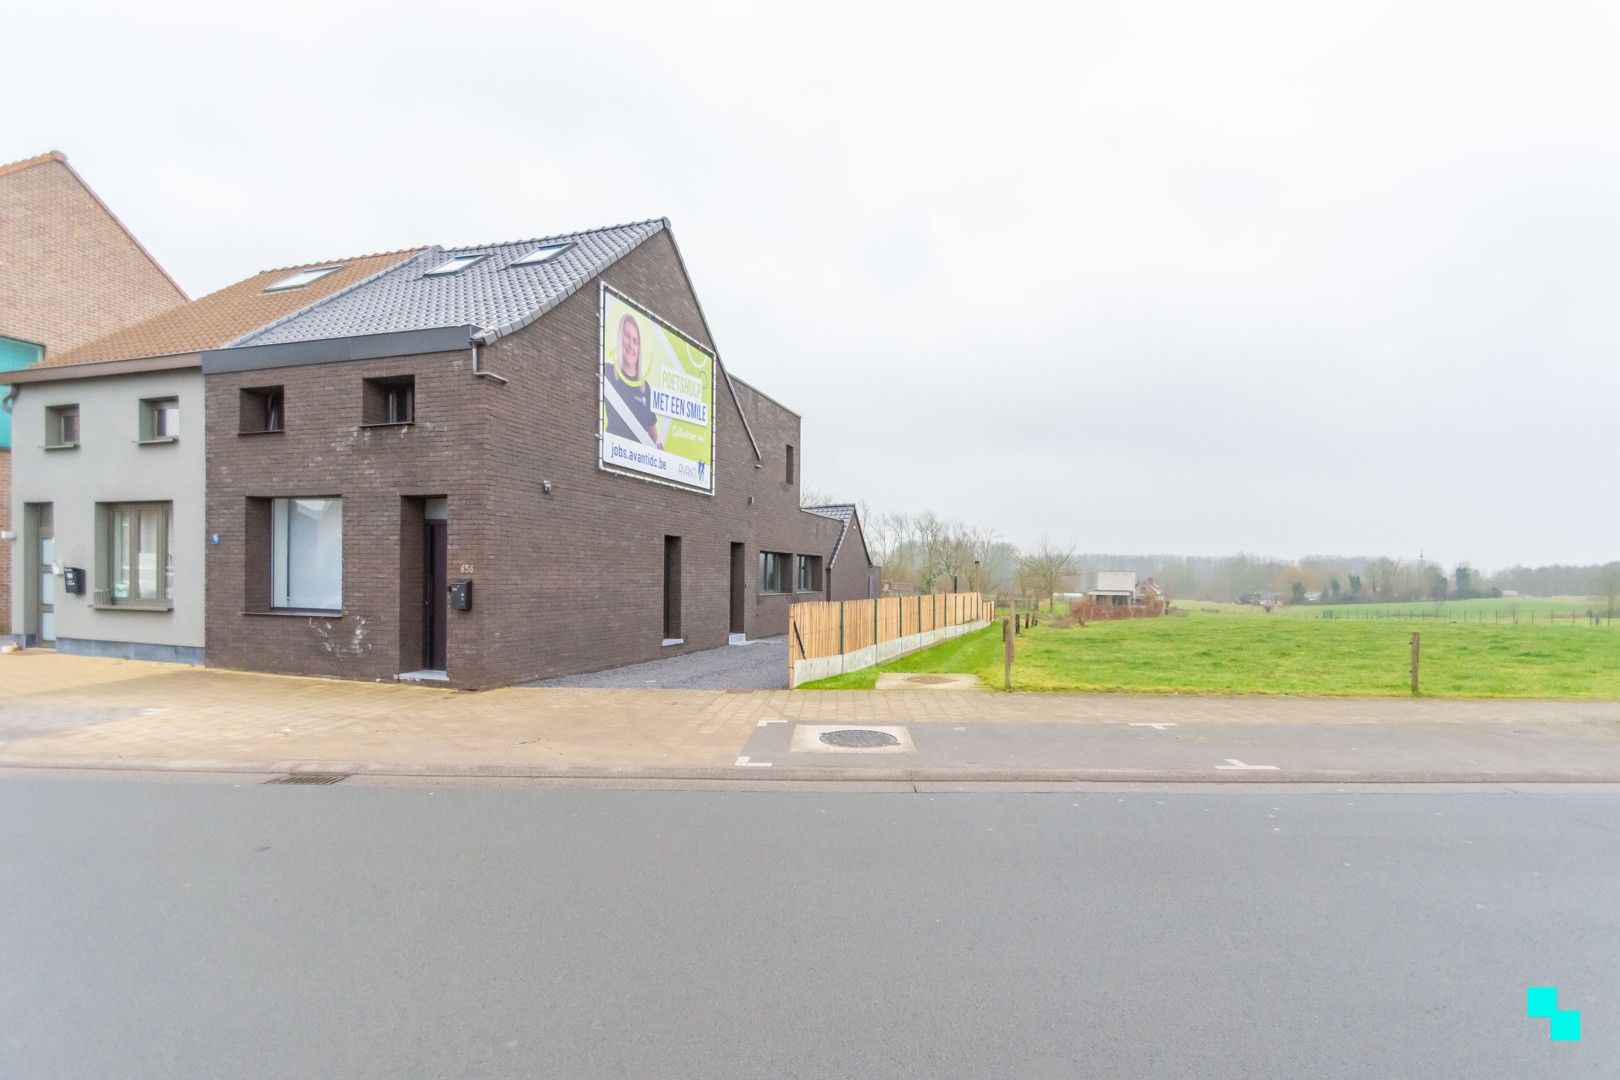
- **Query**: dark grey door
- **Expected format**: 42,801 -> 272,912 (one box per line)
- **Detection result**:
424,521 -> 448,670
730,542 -> 745,635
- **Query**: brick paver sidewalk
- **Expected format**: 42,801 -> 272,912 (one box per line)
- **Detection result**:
1,652 -> 1617,778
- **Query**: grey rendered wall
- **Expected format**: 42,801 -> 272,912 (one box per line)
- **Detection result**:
9,367 -> 206,653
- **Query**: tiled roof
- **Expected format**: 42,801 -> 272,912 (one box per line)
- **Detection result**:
47,249 -> 425,366
805,504 -> 858,565
235,220 -> 666,347
0,150 -> 67,178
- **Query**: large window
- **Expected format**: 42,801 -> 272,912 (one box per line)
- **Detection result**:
272,498 -> 343,610
102,502 -> 172,606
796,554 -> 823,593
759,551 -> 790,594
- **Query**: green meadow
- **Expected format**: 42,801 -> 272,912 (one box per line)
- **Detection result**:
802,607 -> 1620,698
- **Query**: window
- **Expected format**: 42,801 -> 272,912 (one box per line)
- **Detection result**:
424,253 -> 489,276
663,536 -> 683,642
797,554 -> 823,593
45,404 -> 80,448
265,266 -> 342,292
140,397 -> 180,442
511,243 -> 572,266
101,502 -> 172,606
362,375 -> 414,425
240,387 -> 284,434
759,551 -> 790,593
271,498 -> 342,611
786,444 -> 796,484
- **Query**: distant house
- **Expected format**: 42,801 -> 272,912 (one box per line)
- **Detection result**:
1090,570 -> 1138,606
0,151 -> 188,638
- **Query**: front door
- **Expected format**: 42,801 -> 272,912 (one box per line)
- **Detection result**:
423,520 -> 448,671
729,542 -> 746,636
28,504 -> 55,646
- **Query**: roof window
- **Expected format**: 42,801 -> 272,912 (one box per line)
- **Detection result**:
511,243 -> 573,266
265,266 -> 343,292
424,254 -> 490,276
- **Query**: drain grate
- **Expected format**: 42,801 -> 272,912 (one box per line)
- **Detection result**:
264,773 -> 350,786
819,728 -> 900,749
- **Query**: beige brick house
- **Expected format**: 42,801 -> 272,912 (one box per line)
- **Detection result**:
0,151 -> 188,635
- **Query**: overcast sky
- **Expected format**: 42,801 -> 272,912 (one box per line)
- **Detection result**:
10,0 -> 1618,569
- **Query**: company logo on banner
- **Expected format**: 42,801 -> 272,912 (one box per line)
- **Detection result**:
599,286 -> 716,493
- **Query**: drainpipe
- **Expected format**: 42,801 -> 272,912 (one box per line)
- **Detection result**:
468,331 -> 509,385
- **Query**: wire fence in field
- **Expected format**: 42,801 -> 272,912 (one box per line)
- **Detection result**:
1317,607 -> 1614,625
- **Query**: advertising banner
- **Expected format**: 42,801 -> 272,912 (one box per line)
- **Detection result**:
599,286 -> 715,493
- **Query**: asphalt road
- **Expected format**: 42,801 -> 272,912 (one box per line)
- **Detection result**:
1,777 -> 1615,1079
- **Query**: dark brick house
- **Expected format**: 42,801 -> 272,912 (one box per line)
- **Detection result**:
202,220 -> 874,689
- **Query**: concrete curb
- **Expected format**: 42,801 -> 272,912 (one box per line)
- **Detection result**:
2,753 -> 1619,785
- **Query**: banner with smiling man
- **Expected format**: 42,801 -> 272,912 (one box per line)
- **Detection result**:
598,285 -> 716,493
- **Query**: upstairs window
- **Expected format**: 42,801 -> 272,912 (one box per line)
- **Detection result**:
140,397 -> 180,443
240,386 -> 285,434
786,444 -> 796,484
362,375 -> 414,426
45,404 -> 80,449
265,266 -> 342,292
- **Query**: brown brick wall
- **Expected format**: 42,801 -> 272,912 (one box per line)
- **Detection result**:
0,157 -> 186,354
827,512 -> 876,602
204,230 -> 868,688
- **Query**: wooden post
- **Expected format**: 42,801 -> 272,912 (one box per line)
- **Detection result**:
838,601 -> 845,659
1002,616 -> 1014,691
1410,632 -> 1420,696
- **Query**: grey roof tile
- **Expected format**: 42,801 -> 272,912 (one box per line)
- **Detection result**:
805,504 -> 857,564
235,219 -> 665,347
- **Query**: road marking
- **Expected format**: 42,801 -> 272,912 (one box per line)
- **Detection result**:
1128,722 -> 1177,730
1214,758 -> 1279,770
755,718 -> 788,728
735,755 -> 772,768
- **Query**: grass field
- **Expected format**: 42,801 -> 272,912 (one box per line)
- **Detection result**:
802,607 -> 1620,698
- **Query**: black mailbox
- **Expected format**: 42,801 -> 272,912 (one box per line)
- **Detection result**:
63,567 -> 86,596
448,580 -> 473,612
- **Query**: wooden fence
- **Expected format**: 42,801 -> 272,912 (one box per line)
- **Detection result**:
787,592 -> 993,687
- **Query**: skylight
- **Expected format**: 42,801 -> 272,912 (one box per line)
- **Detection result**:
424,254 -> 489,276
511,243 -> 573,266
265,266 -> 343,292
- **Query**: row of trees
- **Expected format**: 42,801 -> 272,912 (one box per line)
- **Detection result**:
806,492 -> 1618,613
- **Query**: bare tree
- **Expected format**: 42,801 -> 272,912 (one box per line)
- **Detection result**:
1017,538 -> 1079,611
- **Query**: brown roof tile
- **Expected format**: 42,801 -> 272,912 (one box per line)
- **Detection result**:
48,249 -> 426,366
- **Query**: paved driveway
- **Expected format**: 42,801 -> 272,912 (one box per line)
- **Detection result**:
524,637 -> 788,690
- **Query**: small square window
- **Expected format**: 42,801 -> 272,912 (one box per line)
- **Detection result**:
796,555 -> 823,593
240,386 -> 285,434
140,398 -> 179,443
362,375 -> 414,426
45,404 -> 80,448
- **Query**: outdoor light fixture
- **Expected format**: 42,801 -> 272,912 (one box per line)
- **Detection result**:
542,480 -> 553,494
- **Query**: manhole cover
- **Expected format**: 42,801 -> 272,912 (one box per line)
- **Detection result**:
264,773 -> 349,786
819,728 -> 900,749
905,675 -> 955,686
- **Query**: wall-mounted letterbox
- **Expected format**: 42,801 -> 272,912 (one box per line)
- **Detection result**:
63,567 -> 86,596
448,580 -> 473,612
